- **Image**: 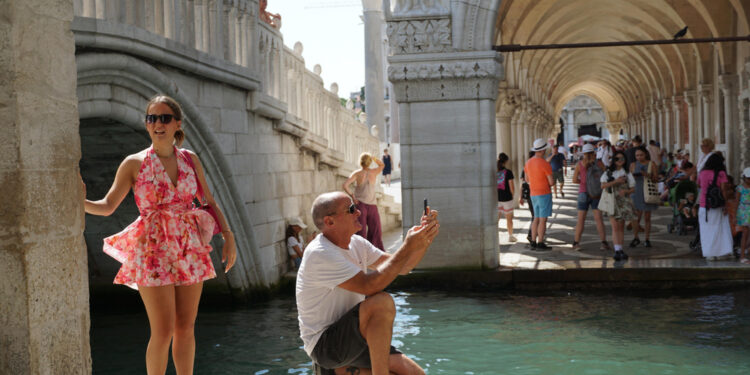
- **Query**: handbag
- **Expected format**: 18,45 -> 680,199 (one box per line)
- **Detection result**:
181,150 -> 221,235
643,162 -> 661,204
598,187 -> 616,216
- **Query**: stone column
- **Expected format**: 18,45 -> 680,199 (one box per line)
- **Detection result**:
672,97 -> 682,150
684,91 -> 697,158
718,75 -> 738,174
512,110 -> 524,193
496,90 -> 517,165
388,12 -> 503,269
699,84 -> 712,143
362,0 -> 386,142
1,0 -> 91,373
661,99 -> 671,151
739,95 -> 750,173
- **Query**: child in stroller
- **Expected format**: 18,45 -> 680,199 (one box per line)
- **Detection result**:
667,180 -> 698,235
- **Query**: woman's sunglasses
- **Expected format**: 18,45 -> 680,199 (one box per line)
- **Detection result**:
146,114 -> 175,124
614,157 -> 625,161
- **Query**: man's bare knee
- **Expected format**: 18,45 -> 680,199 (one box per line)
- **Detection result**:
361,292 -> 395,319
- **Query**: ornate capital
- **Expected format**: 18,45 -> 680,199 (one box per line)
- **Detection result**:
698,84 -> 712,104
683,90 -> 697,107
388,51 -> 503,102
387,0 -> 450,18
387,17 -> 452,54
718,74 -> 738,94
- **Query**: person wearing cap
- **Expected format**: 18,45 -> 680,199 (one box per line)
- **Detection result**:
524,138 -> 555,250
571,143 -> 610,251
286,217 -> 316,269
736,168 -> 750,263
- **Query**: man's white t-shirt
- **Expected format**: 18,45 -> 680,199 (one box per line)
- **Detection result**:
296,234 -> 385,356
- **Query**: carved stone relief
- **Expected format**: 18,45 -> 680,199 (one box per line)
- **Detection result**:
390,0 -> 450,17
387,18 -> 451,54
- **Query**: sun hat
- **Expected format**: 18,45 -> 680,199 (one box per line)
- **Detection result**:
530,138 -> 550,152
289,217 -> 307,229
743,167 -> 750,178
582,143 -> 596,153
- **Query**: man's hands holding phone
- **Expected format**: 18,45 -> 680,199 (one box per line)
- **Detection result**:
403,203 -> 440,251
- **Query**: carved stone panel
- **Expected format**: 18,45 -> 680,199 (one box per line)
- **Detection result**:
387,17 -> 452,54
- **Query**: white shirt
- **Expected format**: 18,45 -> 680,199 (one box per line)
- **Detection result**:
296,234 -> 385,355
287,236 -> 302,256
600,168 -> 635,188
696,151 -> 715,172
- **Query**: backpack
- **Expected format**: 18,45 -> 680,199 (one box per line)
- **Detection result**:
586,161 -> 604,199
704,170 -> 725,221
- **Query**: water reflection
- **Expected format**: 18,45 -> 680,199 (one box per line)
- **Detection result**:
91,290 -> 750,374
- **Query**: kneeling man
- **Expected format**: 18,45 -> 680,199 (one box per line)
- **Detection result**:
296,192 -> 440,375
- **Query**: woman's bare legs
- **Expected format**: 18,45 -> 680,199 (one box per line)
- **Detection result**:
139,282 -> 203,375
505,212 -> 514,237
574,210 -> 586,243
632,210 -> 643,241
644,211 -> 652,241
173,283 -> 203,375
593,209 -> 607,242
139,285 -> 176,375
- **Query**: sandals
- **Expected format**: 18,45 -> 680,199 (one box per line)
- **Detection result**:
629,238 -> 641,248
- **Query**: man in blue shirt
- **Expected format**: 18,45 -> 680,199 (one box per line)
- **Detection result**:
546,145 -> 567,198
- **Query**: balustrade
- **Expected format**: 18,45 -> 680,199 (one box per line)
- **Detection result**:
73,0 -> 378,173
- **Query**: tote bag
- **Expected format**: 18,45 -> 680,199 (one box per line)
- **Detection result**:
643,162 -> 661,205
598,188 -> 616,216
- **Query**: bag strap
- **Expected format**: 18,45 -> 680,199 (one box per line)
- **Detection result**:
180,149 -> 205,203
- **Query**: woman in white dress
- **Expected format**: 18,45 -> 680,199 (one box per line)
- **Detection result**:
697,153 -> 733,260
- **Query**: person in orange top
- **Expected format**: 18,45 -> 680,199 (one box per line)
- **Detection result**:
524,138 -> 555,250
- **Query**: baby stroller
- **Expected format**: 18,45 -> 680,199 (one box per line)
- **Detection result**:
667,179 -> 698,235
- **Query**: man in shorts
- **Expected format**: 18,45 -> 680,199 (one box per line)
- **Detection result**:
296,192 -> 440,375
546,145 -> 567,198
524,138 -> 555,250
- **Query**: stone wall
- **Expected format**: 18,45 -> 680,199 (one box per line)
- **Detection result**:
0,0 -> 91,373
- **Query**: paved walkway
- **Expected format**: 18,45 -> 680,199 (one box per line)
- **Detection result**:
382,174 -> 750,272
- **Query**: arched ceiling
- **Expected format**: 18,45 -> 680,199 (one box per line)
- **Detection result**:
495,0 -> 749,121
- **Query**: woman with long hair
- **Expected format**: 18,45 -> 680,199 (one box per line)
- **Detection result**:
286,217 -> 316,269
629,145 -> 658,247
497,152 -> 516,242
82,95 -> 236,374
698,153 -> 733,260
601,150 -> 636,261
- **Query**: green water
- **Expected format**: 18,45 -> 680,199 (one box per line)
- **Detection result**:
91,290 -> 750,374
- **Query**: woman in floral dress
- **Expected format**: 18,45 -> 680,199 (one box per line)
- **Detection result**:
601,150 -> 636,261
82,95 -> 236,375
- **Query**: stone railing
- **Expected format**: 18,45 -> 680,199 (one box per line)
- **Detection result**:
73,0 -> 256,68
73,0 -> 378,174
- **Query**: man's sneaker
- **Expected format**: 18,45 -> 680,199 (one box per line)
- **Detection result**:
571,241 -> 581,251
600,241 -> 612,251
613,251 -> 623,261
509,235 -> 518,242
629,238 -> 641,248
536,242 -> 552,250
643,240 -> 652,248
528,241 -> 537,249
620,250 -> 629,260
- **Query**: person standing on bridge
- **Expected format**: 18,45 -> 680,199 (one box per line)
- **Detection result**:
296,191 -> 439,374
525,138 -> 554,250
82,95 -> 236,375
343,152 -> 386,250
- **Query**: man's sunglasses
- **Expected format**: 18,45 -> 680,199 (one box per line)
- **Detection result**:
146,114 -> 175,124
345,204 -> 356,214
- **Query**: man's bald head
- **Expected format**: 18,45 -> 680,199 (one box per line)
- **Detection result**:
311,192 -> 349,230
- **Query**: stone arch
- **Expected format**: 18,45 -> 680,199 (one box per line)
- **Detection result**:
76,52 -> 267,294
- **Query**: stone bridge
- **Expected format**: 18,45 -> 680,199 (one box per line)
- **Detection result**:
73,0 -> 400,296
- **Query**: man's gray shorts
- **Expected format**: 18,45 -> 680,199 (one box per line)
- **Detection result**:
311,302 -> 402,370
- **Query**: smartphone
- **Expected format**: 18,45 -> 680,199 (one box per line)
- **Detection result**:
423,198 -> 429,215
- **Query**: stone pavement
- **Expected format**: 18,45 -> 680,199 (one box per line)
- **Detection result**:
381,174 -> 750,290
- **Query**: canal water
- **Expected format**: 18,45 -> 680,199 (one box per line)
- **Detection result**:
91,289 -> 750,374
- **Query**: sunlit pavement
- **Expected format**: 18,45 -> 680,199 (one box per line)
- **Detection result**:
381,174 -> 750,278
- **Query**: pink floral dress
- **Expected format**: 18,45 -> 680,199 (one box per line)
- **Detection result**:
103,146 -> 217,289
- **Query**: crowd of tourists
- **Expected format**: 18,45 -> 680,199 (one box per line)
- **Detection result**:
498,135 -> 750,263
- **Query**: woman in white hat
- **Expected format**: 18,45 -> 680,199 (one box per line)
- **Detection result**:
286,217 -> 317,269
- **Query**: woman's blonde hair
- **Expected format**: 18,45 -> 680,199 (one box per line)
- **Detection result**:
146,95 -> 185,147
359,152 -> 372,169
701,138 -> 715,150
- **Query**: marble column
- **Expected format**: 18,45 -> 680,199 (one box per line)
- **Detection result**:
661,99 -> 671,151
1,0 -> 91,372
672,97 -> 682,150
699,84 -> 712,143
512,110 -> 524,196
496,91 -> 517,166
739,95 -> 750,173
684,91 -> 697,158
362,0 -> 386,142
719,74 -> 739,175
389,46 -> 503,268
